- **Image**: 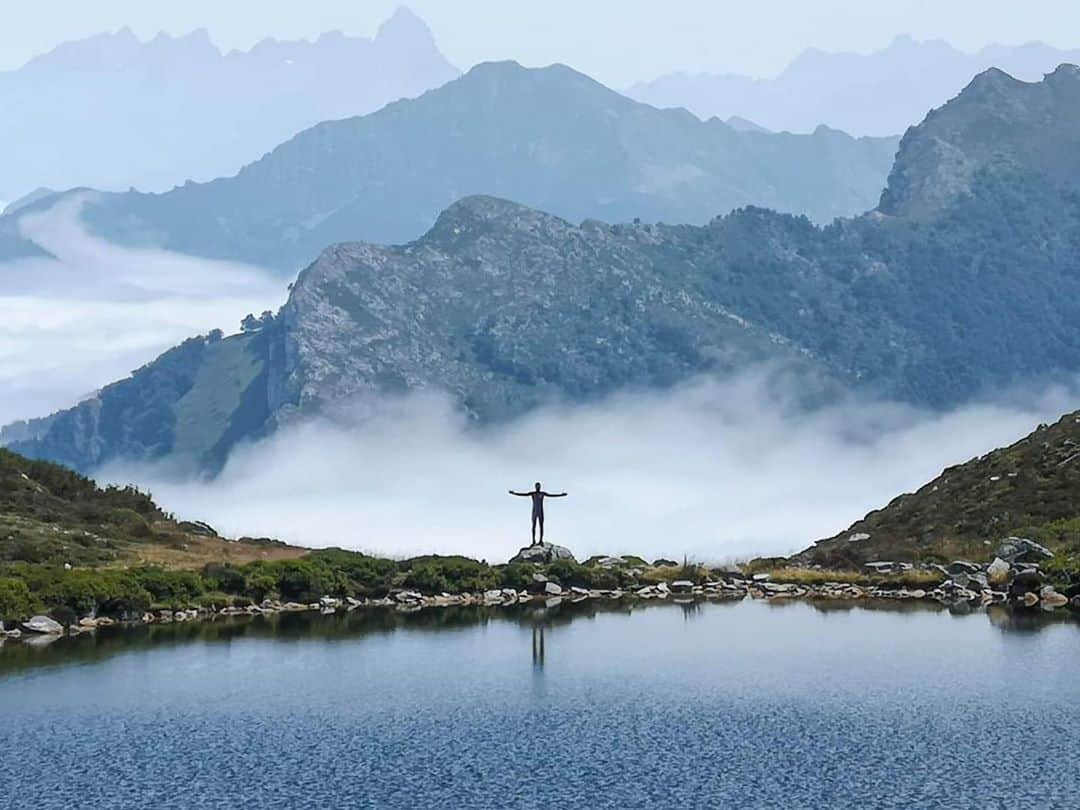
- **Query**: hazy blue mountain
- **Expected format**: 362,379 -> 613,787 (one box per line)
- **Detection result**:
0,7 -> 459,202
628,35 -> 1080,136
0,60 -> 899,273
13,65 -> 1080,474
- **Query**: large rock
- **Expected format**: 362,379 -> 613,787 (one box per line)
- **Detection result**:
997,537 -> 1053,563
510,544 -> 577,564
986,557 -> 1010,586
21,615 -> 63,635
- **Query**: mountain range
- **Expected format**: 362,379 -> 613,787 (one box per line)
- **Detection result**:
0,7 -> 459,203
628,35 -> 1080,136
0,60 -> 899,274
10,64 -> 1080,475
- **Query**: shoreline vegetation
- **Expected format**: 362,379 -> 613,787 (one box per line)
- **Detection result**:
2,447 -> 1080,645
3,542 -> 1079,644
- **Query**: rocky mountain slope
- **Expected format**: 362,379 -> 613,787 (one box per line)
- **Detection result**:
10,65 -> 1080,474
796,410 -> 1080,574
0,60 -> 899,271
0,8 -> 459,202
629,35 -> 1080,136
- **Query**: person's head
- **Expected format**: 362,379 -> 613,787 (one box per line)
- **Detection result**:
534,482 -> 541,491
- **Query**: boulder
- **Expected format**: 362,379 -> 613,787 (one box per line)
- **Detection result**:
946,561 -> 981,576
21,615 -> 63,635
670,580 -> 695,594
510,544 -> 577,564
996,537 -> 1053,563
986,557 -> 1010,585
543,582 -> 563,596
1040,586 -> 1069,608
1009,569 -> 1046,598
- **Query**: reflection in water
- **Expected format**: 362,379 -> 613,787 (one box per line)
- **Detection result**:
0,598 -> 1077,679
532,625 -> 545,669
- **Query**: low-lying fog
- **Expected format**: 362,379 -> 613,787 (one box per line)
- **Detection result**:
0,196 -> 283,426
5,199 -> 1076,562
106,373 -> 1077,563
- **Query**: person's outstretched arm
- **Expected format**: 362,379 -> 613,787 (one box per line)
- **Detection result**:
542,492 -> 568,497
508,490 -> 530,496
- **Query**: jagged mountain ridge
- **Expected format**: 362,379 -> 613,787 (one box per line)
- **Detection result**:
10,65 -> 1080,474
628,35 -> 1080,136
0,7 -> 459,202
0,60 -> 899,271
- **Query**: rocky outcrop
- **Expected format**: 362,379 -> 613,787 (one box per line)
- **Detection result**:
511,544 -> 577,565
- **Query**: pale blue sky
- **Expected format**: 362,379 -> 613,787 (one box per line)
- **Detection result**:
4,0 -> 1079,85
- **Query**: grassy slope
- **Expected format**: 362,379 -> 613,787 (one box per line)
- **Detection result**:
0,447 -> 304,569
796,410 -> 1080,568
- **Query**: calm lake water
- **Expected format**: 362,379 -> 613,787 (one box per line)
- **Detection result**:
1,599 -> 1079,809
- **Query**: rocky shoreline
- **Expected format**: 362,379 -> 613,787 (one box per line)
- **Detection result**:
4,543 -> 1077,645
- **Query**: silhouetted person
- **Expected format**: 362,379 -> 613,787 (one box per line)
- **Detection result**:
508,482 -> 567,545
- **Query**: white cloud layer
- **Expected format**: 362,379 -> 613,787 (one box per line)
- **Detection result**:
6,198 -> 1078,564
0,196 -> 284,425
107,371 -> 1080,564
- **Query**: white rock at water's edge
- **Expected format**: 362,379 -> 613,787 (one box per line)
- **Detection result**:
21,615 -> 63,635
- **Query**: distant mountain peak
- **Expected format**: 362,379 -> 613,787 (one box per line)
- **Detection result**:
376,5 -> 437,47
879,64 -> 1080,219
961,65 -> 1024,96
1047,62 -> 1080,80
428,195 -> 554,237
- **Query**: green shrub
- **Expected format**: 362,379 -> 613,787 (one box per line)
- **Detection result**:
400,556 -> 500,594
201,563 -> 246,594
49,605 -> 77,629
243,570 -> 278,601
498,563 -> 536,591
130,567 -> 205,603
0,577 -> 33,620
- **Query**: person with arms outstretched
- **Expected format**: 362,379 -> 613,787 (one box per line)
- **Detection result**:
509,482 -> 567,546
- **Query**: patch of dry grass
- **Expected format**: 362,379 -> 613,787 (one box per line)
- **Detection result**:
131,532 -> 308,570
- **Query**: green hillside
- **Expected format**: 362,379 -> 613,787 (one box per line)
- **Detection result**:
797,410 -> 1080,577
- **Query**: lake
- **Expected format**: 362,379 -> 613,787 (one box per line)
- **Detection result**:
1,599 -> 1079,808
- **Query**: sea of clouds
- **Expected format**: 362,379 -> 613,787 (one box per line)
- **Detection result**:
104,371 -> 1079,564
5,198 -> 1078,564
0,195 -> 284,426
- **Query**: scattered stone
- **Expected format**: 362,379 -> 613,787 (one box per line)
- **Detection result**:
946,561 -> 981,576
751,573 -> 771,582
670,580 -> 694,594
1022,592 -> 1040,608
593,556 -> 626,568
543,582 -> 563,596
